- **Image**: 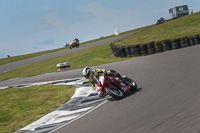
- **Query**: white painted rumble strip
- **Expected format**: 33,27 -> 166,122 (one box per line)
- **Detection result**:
49,100 -> 107,133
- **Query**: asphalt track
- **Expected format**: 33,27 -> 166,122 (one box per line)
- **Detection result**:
1,44 -> 200,133
0,32 -> 137,73
51,45 -> 200,133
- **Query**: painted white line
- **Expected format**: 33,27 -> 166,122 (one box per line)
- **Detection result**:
49,100 -> 107,133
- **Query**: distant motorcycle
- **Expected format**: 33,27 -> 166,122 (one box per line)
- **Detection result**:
70,39 -> 80,49
156,17 -> 165,25
93,74 -> 138,99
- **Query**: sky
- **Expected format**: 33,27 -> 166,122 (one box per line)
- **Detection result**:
0,0 -> 199,58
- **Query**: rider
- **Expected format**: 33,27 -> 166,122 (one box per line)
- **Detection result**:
82,67 -> 124,97
71,38 -> 80,47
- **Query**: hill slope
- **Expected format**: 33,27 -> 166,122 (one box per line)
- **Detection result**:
112,12 -> 200,46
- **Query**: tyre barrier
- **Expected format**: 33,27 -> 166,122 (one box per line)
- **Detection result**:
147,42 -> 155,54
119,46 -> 126,58
194,34 -> 200,45
154,41 -> 163,53
162,40 -> 172,51
110,34 -> 200,58
171,38 -> 181,49
180,37 -> 190,48
140,44 -> 148,56
57,62 -> 70,71
189,37 -> 195,46
125,46 -> 132,57
131,44 -> 141,56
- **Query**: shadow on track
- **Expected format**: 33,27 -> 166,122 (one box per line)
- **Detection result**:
107,88 -> 142,101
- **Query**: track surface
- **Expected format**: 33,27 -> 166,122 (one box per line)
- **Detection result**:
1,45 -> 200,132
0,32 -> 137,73
51,45 -> 200,133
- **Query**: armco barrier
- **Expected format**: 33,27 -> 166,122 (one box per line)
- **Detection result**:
110,34 -> 200,58
57,62 -> 70,71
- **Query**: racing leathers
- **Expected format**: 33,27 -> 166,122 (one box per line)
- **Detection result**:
88,68 -> 122,97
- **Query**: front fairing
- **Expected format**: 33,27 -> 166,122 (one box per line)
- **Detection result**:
105,76 -> 131,93
94,75 -> 131,93
94,75 -> 106,92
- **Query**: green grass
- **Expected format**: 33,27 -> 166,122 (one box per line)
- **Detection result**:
0,84 -> 75,133
1,11 -> 200,133
1,12 -> 200,80
0,43 -> 135,80
0,47 -> 68,66
112,12 -> 200,46
0,29 -> 136,66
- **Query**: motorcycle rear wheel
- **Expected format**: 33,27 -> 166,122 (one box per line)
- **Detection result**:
105,86 -> 124,99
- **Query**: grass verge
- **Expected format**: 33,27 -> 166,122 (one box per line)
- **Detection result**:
0,47 -> 68,66
0,29 -> 137,66
112,12 -> 200,46
0,43 -> 136,80
0,84 -> 75,133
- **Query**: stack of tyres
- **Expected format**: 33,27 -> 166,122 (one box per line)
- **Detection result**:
194,34 -> 200,45
110,34 -> 200,58
140,44 -> 148,56
154,41 -> 164,53
125,46 -> 132,57
146,42 -> 155,54
171,38 -> 181,49
119,46 -> 126,58
110,44 -> 117,57
110,44 -> 120,57
185,38 -> 191,47
162,40 -> 172,52
130,45 -> 135,57
115,46 -> 121,57
189,37 -> 195,46
130,44 -> 141,56
180,37 -> 190,48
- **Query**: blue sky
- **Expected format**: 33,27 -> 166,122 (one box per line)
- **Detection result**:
0,0 -> 199,58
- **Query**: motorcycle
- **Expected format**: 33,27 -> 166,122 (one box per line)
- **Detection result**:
70,40 -> 80,49
93,74 -> 138,99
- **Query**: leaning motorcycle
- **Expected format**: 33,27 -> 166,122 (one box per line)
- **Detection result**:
93,74 -> 138,99
70,40 -> 80,49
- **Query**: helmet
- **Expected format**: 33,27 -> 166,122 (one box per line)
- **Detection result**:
82,67 -> 92,79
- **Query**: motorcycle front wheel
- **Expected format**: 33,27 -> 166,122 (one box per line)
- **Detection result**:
105,86 -> 124,99
129,79 -> 138,91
